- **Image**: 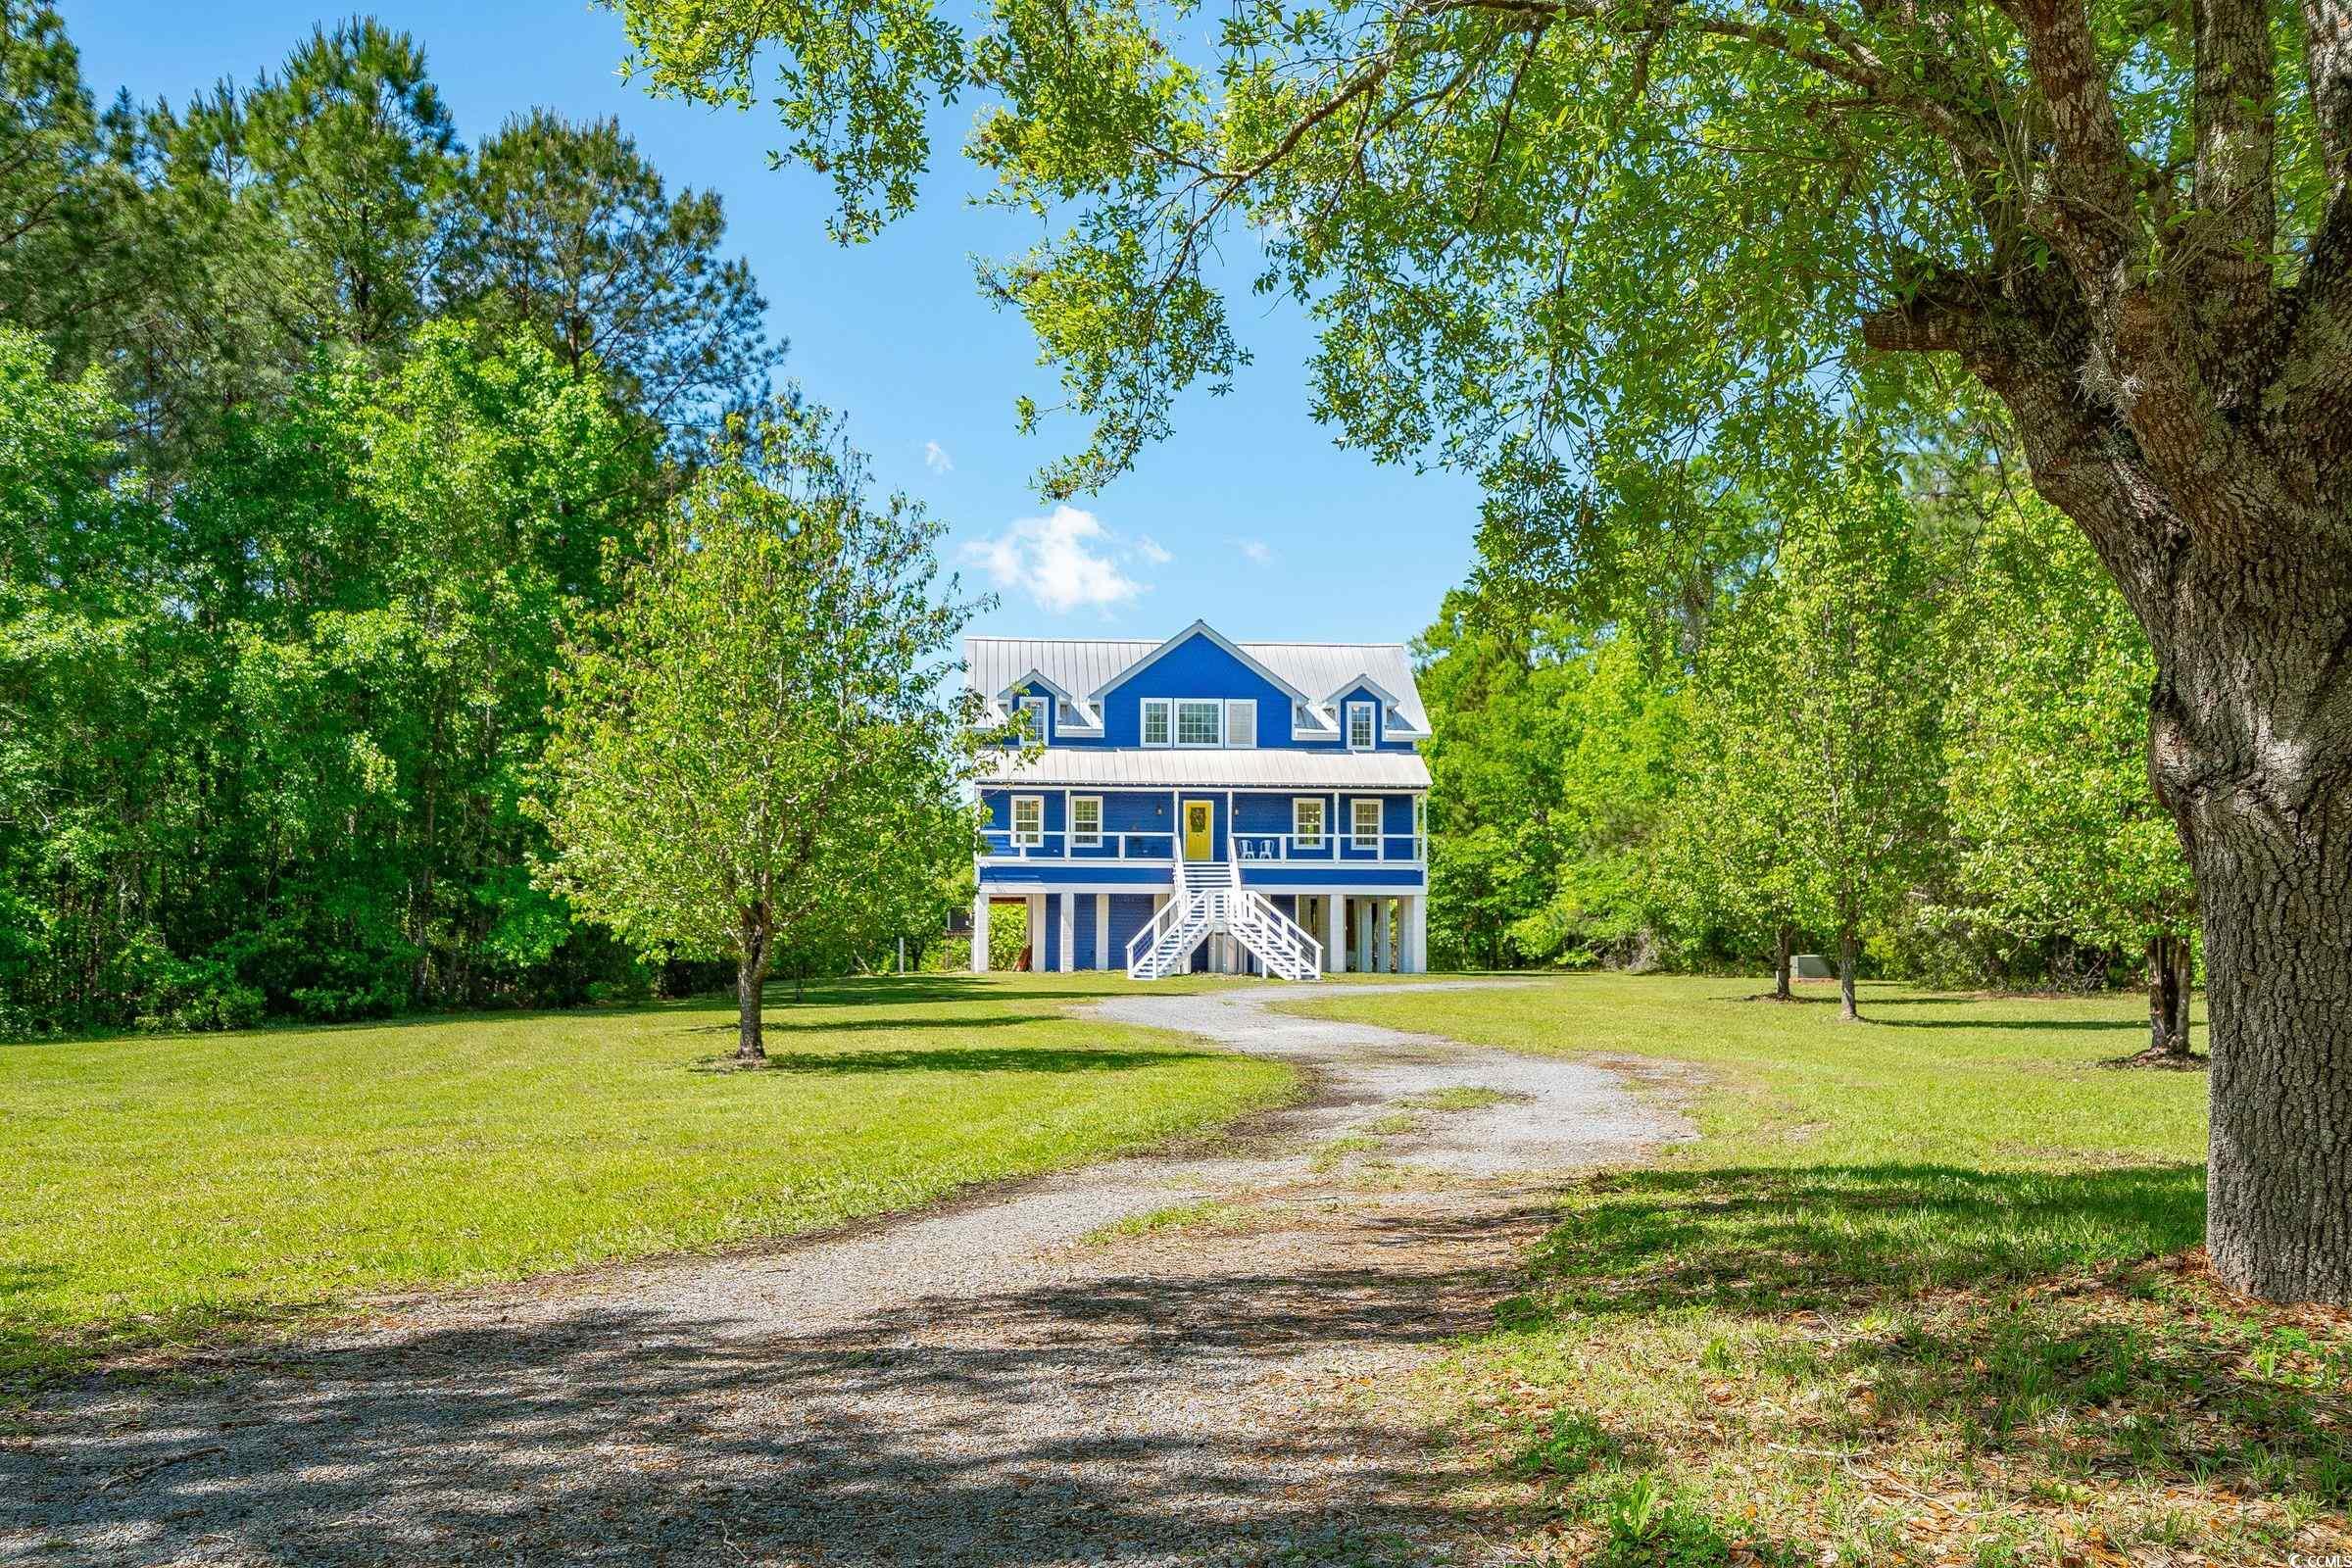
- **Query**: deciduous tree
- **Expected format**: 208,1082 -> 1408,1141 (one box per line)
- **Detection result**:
532,405 -> 981,1060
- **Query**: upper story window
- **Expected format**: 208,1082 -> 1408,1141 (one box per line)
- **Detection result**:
1071,795 -> 1102,848
1011,795 -> 1044,847
1225,699 -> 1256,748
1141,698 -> 1171,747
1351,798 -> 1383,849
1294,798 -> 1325,849
1175,699 -> 1223,747
1018,694 -> 1050,743
1346,700 -> 1376,750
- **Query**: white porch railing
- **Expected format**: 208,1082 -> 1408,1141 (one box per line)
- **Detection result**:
1228,830 -> 1426,863
981,829 -> 1177,859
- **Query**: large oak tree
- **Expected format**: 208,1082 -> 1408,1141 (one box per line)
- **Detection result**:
617,0 -> 2352,1299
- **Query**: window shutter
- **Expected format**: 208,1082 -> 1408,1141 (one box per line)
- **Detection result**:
1225,699 -> 1256,748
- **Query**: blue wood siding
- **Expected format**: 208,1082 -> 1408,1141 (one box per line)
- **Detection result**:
1072,892 -> 1099,969
1096,634 -> 1291,748
1106,894 -> 1157,965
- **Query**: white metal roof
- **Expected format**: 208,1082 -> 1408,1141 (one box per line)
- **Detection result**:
978,748 -> 1432,790
966,625 -> 1430,732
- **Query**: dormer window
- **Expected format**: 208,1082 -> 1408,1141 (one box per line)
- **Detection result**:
1019,694 -> 1050,743
1175,699 -> 1223,747
1141,698 -> 1171,747
1346,700 -> 1376,750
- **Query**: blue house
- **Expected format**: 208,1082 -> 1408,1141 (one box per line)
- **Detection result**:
968,621 -> 1430,978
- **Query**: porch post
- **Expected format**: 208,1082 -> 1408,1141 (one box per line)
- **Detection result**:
1027,892 -> 1046,971
1355,900 -> 1373,973
1058,891 -> 1075,973
1373,897 -> 1391,973
1405,894 -> 1427,973
971,890 -> 990,974
1095,892 -> 1110,971
1329,895 -> 1347,974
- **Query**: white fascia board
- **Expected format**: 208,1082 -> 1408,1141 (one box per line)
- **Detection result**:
1088,619 -> 1313,706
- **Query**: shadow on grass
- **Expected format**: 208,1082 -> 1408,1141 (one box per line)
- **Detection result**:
0,1204 -> 1543,1561
1497,1162 -> 2351,1512
747,1045 -> 1229,1075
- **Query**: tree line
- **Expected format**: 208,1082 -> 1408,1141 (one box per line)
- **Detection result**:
0,8 -> 969,1037
1417,428 -> 2197,1057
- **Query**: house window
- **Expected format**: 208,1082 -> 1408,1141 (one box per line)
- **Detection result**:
1141,698 -> 1171,747
1019,695 -> 1050,743
1294,798 -> 1325,849
1071,795 -> 1102,849
1346,700 -> 1376,750
1351,798 -> 1382,851
1011,795 -> 1044,848
1224,699 -> 1256,748
1175,699 -> 1223,747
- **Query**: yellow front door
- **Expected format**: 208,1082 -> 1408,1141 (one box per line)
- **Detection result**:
1182,799 -> 1213,860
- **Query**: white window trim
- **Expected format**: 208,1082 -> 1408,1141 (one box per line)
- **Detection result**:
1345,700 -> 1377,751
1174,698 -> 1224,749
1224,698 -> 1256,749
1071,795 -> 1103,849
1351,798 -> 1382,850
1010,794 -> 1045,848
1140,697 -> 1172,748
1294,797 -> 1325,849
1019,694 -> 1050,743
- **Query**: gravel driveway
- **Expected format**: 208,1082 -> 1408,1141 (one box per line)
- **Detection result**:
2,981 -> 1687,1567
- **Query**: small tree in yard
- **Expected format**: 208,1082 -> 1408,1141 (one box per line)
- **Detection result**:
1702,454 -> 1947,1021
533,403 -> 981,1061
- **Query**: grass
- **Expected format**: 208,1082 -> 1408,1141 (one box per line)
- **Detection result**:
0,973 -> 1294,1387
1080,1198 -> 1257,1246
1284,974 -> 2349,1566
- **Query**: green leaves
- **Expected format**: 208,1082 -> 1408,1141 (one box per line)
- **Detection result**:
533,401 -> 984,971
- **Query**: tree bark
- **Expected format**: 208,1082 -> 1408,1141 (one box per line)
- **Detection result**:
1774,923 -> 1792,1001
735,905 -> 770,1062
1837,924 -> 1860,1021
2146,932 -> 2194,1058
2187,800 -> 2352,1301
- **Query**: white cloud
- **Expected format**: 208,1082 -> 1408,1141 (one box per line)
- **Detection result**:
960,506 -> 1148,614
1134,534 -> 1173,565
1238,538 -> 1274,565
923,440 -> 954,474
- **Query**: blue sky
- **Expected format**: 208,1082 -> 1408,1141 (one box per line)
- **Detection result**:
69,0 -> 1485,646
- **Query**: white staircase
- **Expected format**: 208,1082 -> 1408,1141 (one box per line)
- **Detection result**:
1125,859 -> 1323,980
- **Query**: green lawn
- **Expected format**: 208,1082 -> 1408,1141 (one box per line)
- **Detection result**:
0,973 -> 1293,1384
1288,975 -> 2348,1567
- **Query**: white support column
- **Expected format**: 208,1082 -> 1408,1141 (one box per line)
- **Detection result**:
1355,900 -> 1374,974
1027,892 -> 1046,972
1058,891 -> 1075,973
1328,895 -> 1347,974
1095,893 -> 1110,971
1405,894 -> 1428,973
971,890 -> 990,973
1373,897 -> 1392,973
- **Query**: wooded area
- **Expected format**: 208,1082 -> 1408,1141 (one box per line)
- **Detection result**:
0,8 -> 966,1035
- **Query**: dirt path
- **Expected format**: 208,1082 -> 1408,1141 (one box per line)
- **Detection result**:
1,981 -> 1686,1567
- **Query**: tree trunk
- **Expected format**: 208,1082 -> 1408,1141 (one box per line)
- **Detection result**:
2186,807 -> 2352,1301
1836,924 -> 1859,1021
736,906 -> 770,1062
2168,933 -> 2194,1051
1774,924 -> 1792,1001
2146,932 -> 2193,1058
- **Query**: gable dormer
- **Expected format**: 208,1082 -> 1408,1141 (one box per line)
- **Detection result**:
1092,621 -> 1310,750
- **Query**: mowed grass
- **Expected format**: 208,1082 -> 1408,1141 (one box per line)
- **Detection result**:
0,973 -> 1294,1384
1287,975 -> 2350,1567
